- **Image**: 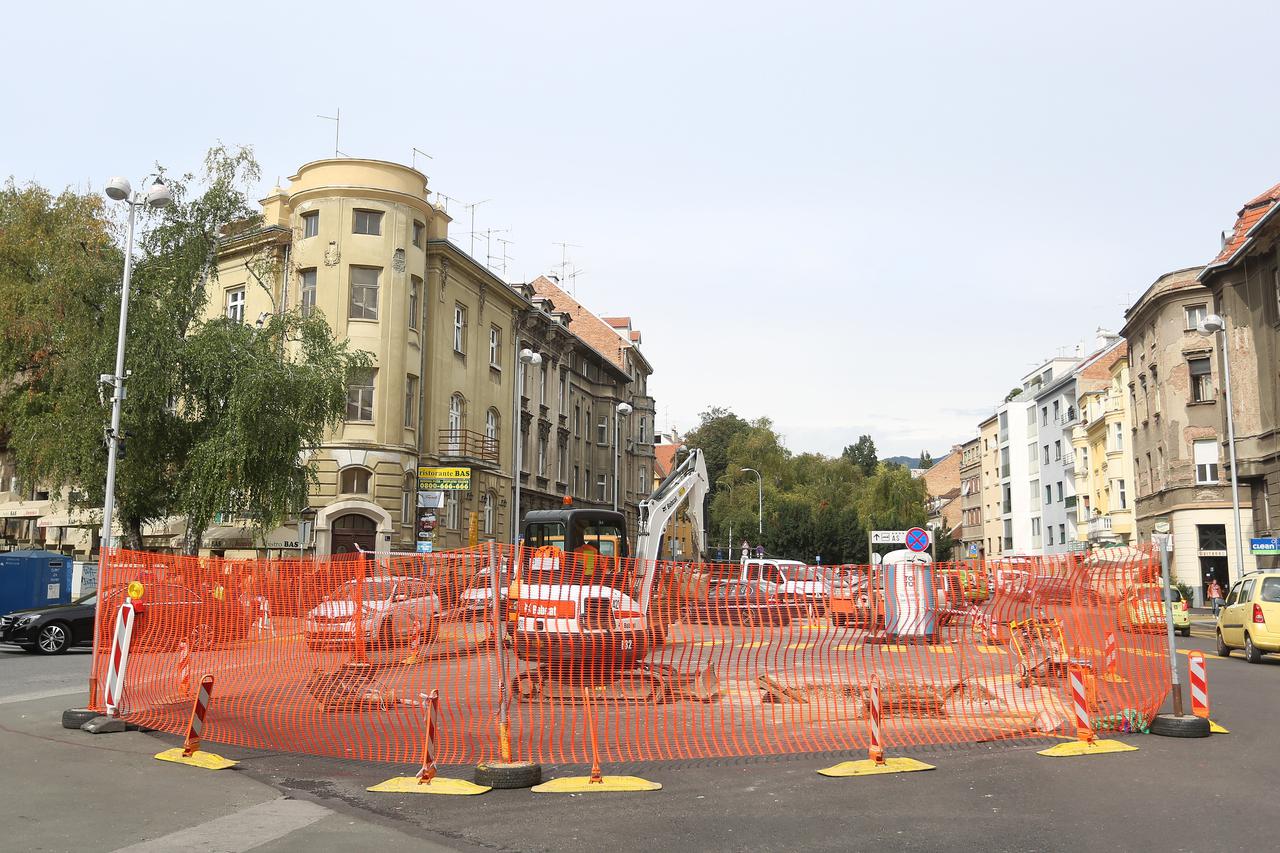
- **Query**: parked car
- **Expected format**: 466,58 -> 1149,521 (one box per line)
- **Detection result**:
0,590 -> 98,654
98,581 -> 253,651
1117,584 -> 1188,635
305,576 -> 442,650
1216,571 -> 1280,662
828,571 -> 884,628
683,580 -> 792,626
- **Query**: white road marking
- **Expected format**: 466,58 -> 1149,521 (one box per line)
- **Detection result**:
110,797 -> 331,853
0,686 -> 87,705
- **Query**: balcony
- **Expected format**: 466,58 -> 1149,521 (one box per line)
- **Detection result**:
1087,516 -> 1113,539
437,429 -> 499,466
1064,495 -> 1077,510
1056,407 -> 1077,426
1061,450 -> 1075,470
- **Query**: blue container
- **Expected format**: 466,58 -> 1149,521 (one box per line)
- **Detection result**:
0,550 -> 73,615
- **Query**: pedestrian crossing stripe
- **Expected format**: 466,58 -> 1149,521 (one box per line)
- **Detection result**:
739,641 -> 765,648
928,646 -> 954,654
693,640 -> 724,647
883,645 -> 908,652
799,624 -> 830,631
787,642 -> 814,650
835,644 -> 861,651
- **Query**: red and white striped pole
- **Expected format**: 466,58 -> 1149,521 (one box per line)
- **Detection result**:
417,689 -> 440,784
182,675 -> 215,758
1188,651 -> 1209,719
867,675 -> 885,766
177,640 -> 191,697
103,597 -> 138,717
1069,664 -> 1094,744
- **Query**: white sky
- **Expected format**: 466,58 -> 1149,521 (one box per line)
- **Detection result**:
6,1 -> 1279,457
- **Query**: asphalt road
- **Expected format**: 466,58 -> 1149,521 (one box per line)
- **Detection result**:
4,615 -> 1277,852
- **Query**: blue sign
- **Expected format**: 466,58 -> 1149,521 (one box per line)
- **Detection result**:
905,527 -> 930,553
416,540 -> 433,554
1251,537 -> 1280,555
967,543 -> 980,558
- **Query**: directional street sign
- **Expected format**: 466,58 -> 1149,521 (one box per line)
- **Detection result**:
871,530 -> 908,545
905,527 -> 931,553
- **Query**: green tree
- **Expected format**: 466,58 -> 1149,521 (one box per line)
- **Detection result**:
1004,387 -> 1023,402
856,464 -> 927,533
841,434 -> 877,477
918,450 -> 934,469
685,406 -> 752,490
0,148 -> 371,552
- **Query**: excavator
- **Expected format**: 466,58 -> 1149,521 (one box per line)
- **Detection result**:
506,447 -> 714,702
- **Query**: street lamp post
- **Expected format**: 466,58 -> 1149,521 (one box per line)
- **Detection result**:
512,348 -> 541,544
1199,314 -> 1246,581
613,402 -> 633,512
741,467 -> 763,537
718,478 -> 735,561
99,176 -> 172,555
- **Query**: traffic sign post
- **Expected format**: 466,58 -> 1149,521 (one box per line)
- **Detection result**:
905,527 -> 930,553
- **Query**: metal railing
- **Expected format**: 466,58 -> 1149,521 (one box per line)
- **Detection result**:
1088,516 -> 1113,536
437,429 -> 500,465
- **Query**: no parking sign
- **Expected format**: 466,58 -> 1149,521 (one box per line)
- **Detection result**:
905,527 -> 930,553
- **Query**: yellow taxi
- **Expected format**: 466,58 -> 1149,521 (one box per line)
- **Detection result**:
1117,584 -> 1191,636
1216,571 -> 1280,663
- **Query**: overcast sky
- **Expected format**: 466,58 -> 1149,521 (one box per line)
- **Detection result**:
6,1 -> 1279,458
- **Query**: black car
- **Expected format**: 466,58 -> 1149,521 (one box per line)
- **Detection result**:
0,591 -> 97,654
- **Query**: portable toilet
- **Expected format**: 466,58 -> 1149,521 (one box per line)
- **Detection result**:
880,549 -> 936,642
0,550 -> 73,615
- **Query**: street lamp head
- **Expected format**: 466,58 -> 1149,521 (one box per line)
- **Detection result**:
145,178 -> 173,209
1198,314 -> 1225,336
518,348 -> 542,365
616,402 -> 633,416
104,177 -> 132,202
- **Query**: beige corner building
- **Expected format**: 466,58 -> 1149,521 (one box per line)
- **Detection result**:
978,414 -> 1002,558
204,158 -> 654,557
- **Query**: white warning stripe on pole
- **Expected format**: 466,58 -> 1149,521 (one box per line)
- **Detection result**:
867,675 -> 884,763
1070,666 -> 1091,737
1104,631 -> 1117,674
104,598 -> 137,717
183,675 -> 215,757
178,640 -> 191,696
1188,652 -> 1209,718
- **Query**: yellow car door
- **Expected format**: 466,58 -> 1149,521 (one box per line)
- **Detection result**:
1221,579 -> 1252,647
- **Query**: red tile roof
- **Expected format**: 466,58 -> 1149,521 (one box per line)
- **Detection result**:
654,443 -> 680,479
529,276 -> 638,372
1210,181 -> 1280,266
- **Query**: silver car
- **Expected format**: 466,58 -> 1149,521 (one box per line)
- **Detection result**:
305,575 -> 441,650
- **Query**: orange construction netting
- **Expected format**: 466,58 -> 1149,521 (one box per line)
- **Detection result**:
89,546 -> 1172,765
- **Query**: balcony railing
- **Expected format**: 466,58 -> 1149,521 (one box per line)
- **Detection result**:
438,429 -> 499,465
1056,407 -> 1077,426
1064,495 -> 1078,510
1061,450 -> 1075,468
1088,516 -> 1113,537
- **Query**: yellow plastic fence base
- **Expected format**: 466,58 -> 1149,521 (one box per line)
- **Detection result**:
531,775 -> 661,793
1037,738 -> 1137,757
817,757 -> 936,777
367,776 -> 491,795
1209,719 -> 1230,734
154,747 -> 238,770
1099,673 -> 1128,684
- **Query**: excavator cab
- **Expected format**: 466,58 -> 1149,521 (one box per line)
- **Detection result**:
521,509 -> 628,585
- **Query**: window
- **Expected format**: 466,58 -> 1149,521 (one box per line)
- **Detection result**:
1052,401 -> 1060,421
640,465 -> 647,488
1185,304 -> 1207,331
489,326 -> 501,367
639,417 -> 648,443
1046,526 -> 1053,546
339,467 -> 371,495
597,474 -> 608,503
1189,357 -> 1213,402
574,404 -> 581,436
299,269 -> 317,317
412,220 -> 425,248
1054,440 -> 1061,461
408,276 -> 421,331
349,266 -> 380,320
558,370 -> 567,413
485,409 -> 499,452
346,370 -> 374,421
302,211 -> 319,239
352,209 -> 382,235
1041,407 -> 1048,426
539,362 -> 547,405
574,465 -> 580,493
404,375 -> 418,429
1059,524 -> 1066,544
598,416 -> 609,445
1045,485 -> 1053,506
448,394 -> 464,443
226,287 -> 246,323
1112,422 -> 1124,452
1029,444 -> 1038,465
1043,445 -> 1050,465
537,435 -> 547,476
453,304 -> 467,353
402,472 -> 415,525
1194,439 -> 1220,484
482,491 -> 494,535
1056,481 -> 1064,502
558,440 -> 567,482
1115,479 -> 1128,509
445,492 -> 459,529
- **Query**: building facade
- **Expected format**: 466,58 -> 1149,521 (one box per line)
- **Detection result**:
1033,355 -> 1087,554
1199,182 -> 1280,574
958,437 -> 982,559
978,414 -> 1002,558
1123,267 -> 1254,600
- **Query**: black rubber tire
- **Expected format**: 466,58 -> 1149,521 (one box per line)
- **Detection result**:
1149,713 -> 1211,738
35,621 -> 71,655
62,708 -> 100,729
1179,627 -> 1191,637
474,760 -> 542,789
1216,631 -> 1231,657
1244,633 -> 1262,664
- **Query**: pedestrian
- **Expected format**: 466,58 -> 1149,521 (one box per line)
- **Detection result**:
1207,578 -> 1224,617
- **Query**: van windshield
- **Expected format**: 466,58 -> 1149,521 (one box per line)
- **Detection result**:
788,566 -> 829,582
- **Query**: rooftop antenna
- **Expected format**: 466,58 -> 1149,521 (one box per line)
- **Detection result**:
463,199 -> 491,259
482,227 -> 511,272
411,147 -> 433,171
434,192 -> 459,214
553,241 -> 581,290
316,109 -> 342,158
562,264 -> 586,297
495,236 -> 515,278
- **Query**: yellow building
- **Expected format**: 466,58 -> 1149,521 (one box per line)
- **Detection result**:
1071,342 -> 1135,546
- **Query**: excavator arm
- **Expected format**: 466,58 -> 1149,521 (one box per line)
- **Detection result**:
634,447 -> 709,614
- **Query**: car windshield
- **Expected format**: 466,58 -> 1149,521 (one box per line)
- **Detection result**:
788,566 -> 829,582
75,591 -> 98,605
334,580 -> 395,602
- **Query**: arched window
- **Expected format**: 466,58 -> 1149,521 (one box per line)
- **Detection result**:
482,491 -> 495,535
485,408 -> 499,456
339,466 -> 372,495
401,472 -> 416,524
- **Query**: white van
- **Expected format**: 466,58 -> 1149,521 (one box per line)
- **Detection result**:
737,558 -> 832,609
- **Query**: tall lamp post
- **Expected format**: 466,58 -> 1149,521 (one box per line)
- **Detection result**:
717,478 -> 735,561
741,467 -> 763,538
99,176 -> 172,554
512,348 -> 541,544
613,402 -> 633,511
1199,313 -> 1246,580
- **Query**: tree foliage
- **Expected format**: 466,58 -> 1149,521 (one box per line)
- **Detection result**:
687,409 -> 928,564
0,148 -> 371,552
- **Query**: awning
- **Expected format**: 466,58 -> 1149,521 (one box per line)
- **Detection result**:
203,524 -> 302,549
38,510 -> 100,529
0,500 -> 51,519
142,517 -> 186,539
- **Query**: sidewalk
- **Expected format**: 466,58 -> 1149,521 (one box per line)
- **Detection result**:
0,692 -> 456,853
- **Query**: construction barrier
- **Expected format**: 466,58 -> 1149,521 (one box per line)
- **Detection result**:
89,546 -> 1171,767
1188,651 -> 1208,719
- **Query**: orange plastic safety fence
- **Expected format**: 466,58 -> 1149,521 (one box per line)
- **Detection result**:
90,546 -> 1171,766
